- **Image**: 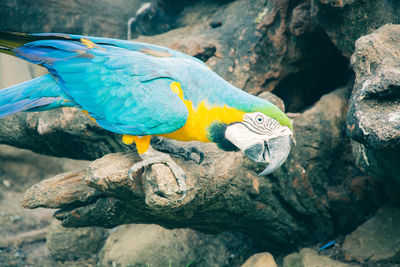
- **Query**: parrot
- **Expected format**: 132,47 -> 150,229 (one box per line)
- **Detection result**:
0,31 -> 294,199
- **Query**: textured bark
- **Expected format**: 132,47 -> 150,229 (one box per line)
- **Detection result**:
341,206 -> 400,264
0,108 -> 130,160
22,169 -> 102,209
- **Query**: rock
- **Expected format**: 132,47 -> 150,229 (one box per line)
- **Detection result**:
99,224 -> 252,267
241,252 -> 277,267
342,206 -> 400,263
0,191 -> 53,244
267,86 -> 383,246
346,24 -> 400,201
348,24 -> 400,150
46,219 -> 108,261
299,249 -> 356,267
128,2 -> 174,39
0,228 -> 47,248
312,0 -> 400,57
0,0 -> 150,39
283,252 -> 304,267
0,144 -> 90,191
283,248 -> 356,267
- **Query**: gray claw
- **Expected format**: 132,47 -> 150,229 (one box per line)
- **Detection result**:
128,167 -> 135,182
187,146 -> 204,164
151,137 -> 204,165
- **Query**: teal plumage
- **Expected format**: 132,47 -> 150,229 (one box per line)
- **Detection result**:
0,74 -> 73,116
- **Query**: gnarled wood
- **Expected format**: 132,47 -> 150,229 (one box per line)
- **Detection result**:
0,108 -> 130,160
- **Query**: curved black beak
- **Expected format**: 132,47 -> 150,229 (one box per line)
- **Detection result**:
244,135 -> 292,175
259,135 -> 292,175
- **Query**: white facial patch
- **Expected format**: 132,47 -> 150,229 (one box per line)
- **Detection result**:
225,123 -> 264,151
225,112 -> 292,152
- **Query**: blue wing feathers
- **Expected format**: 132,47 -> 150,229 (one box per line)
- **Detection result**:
0,98 -> 55,117
6,35 -> 189,135
0,74 -> 74,118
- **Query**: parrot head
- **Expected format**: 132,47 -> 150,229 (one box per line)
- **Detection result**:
224,111 -> 293,175
208,99 -> 294,176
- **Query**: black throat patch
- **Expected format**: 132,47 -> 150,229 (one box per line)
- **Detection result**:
207,122 -> 239,152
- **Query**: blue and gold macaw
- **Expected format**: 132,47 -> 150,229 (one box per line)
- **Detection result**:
0,32 -> 293,199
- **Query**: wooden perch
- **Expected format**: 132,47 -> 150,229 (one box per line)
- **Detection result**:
23,145 -> 259,229
0,108 -> 130,160
22,169 -> 103,209
19,87 -> 385,253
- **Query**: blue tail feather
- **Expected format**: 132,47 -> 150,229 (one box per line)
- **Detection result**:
0,74 -> 75,118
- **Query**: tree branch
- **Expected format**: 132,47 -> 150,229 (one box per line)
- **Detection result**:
0,108 -> 130,160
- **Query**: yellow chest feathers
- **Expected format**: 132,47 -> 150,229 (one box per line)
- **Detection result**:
160,82 -> 245,142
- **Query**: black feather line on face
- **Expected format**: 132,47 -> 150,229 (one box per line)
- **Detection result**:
207,122 -> 239,152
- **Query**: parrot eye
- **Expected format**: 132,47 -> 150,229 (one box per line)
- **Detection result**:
256,115 -> 264,124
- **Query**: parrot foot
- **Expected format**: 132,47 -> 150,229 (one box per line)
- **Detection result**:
151,137 -> 204,164
128,148 -> 187,201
